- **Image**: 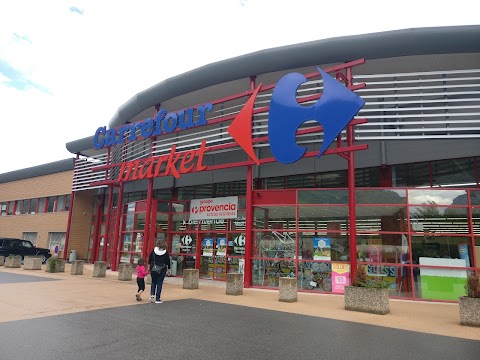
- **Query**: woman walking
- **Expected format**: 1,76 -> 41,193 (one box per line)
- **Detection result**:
148,240 -> 171,304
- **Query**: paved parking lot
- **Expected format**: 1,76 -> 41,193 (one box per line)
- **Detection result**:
0,299 -> 479,360
0,266 -> 479,360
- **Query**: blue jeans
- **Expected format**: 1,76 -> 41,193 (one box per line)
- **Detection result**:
150,271 -> 166,301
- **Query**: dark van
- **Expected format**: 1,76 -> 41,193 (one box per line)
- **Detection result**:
0,238 -> 51,263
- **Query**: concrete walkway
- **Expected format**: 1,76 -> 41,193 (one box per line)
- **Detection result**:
0,264 -> 479,341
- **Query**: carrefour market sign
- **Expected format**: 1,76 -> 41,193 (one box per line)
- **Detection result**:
190,196 -> 238,220
93,103 -> 213,149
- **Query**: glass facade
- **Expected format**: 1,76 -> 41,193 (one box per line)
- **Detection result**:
84,157 -> 480,302
251,188 -> 478,301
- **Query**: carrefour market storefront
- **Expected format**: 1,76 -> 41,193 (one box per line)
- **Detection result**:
64,27 -> 480,302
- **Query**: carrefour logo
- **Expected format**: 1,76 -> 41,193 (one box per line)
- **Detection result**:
228,68 -> 365,164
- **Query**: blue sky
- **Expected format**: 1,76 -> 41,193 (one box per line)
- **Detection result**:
0,0 -> 478,173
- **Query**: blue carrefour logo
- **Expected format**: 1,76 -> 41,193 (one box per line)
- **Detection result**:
268,68 -> 365,164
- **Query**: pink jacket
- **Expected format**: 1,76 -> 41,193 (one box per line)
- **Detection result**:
136,265 -> 149,279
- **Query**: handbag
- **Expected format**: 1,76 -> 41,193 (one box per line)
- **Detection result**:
151,254 -> 166,275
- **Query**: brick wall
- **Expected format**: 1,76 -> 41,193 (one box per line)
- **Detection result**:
0,171 -> 73,201
68,190 -> 95,260
0,212 -> 69,249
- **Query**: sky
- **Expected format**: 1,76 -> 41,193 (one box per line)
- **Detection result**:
0,0 -> 478,174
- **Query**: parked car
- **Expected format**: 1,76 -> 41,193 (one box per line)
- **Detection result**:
0,238 -> 52,263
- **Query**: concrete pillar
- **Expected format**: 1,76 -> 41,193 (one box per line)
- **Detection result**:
71,260 -> 85,275
45,258 -> 65,273
93,261 -> 107,277
0,256 -> 5,266
226,273 -> 244,295
118,263 -> 133,281
24,256 -> 42,270
183,269 -> 199,290
5,256 -> 21,268
279,277 -> 297,302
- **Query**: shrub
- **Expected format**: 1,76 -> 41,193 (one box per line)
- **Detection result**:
48,257 -> 62,272
465,274 -> 480,298
352,265 -> 390,289
8,254 -> 21,259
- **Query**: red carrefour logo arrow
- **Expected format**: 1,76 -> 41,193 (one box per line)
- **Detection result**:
227,84 -> 262,165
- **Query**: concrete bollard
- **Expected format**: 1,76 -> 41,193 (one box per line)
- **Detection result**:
45,258 -> 65,273
0,255 -> 5,266
24,256 -> 42,270
118,263 -> 133,281
5,256 -> 21,268
183,269 -> 199,290
71,260 -> 85,275
93,261 -> 107,277
226,273 -> 244,296
279,277 -> 297,302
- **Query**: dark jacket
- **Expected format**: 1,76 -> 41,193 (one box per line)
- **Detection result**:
149,247 -> 170,274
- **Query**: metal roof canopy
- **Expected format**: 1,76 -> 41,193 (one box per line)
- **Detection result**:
65,25 -> 480,155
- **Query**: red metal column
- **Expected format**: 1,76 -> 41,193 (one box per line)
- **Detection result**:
143,178 -> 154,260
102,185 -> 114,261
244,164 -> 253,287
63,155 -> 79,260
347,124 -> 358,282
345,67 -> 358,282
243,75 -> 256,288
111,182 -> 124,271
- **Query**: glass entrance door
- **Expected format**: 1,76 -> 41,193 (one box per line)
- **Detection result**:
200,233 -> 227,280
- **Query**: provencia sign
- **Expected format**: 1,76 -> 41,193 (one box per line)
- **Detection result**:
190,196 -> 238,221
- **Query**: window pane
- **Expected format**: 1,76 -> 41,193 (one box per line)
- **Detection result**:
298,190 -> 348,204
47,197 -> 56,212
56,196 -> 65,212
30,199 -> 37,214
15,200 -> 23,215
0,203 -> 6,216
7,201 -> 14,215
38,198 -> 46,213
22,199 -> 30,214
48,232 -> 66,250
409,206 -> 469,234
357,206 -> 407,233
408,189 -> 468,206
394,162 -> 430,187
432,158 -> 476,187
356,189 -> 407,204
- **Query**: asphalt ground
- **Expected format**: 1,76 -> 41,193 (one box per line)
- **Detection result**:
0,299 -> 479,360
0,266 -> 479,360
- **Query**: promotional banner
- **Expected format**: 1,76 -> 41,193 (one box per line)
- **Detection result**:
313,237 -> 331,260
458,243 -> 470,268
216,237 -> 227,256
332,263 -> 350,294
202,238 -> 214,256
190,196 -> 238,220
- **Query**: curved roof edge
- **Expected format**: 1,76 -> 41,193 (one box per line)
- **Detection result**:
66,25 -> 480,154
0,158 -> 75,184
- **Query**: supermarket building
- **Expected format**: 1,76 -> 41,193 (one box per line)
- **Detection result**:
1,25 -> 480,302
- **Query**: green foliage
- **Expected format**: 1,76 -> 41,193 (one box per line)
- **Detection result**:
352,266 -> 390,289
48,257 -> 61,272
8,254 -> 21,259
465,274 -> 480,298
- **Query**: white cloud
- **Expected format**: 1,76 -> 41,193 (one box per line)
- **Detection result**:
0,0 -> 478,173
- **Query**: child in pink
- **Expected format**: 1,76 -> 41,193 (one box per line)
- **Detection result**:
136,258 -> 149,301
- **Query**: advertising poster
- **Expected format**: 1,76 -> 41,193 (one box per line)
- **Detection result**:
332,263 -> 350,293
458,243 -> 470,267
202,238 -> 214,256
216,237 -> 227,256
313,237 -> 331,260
